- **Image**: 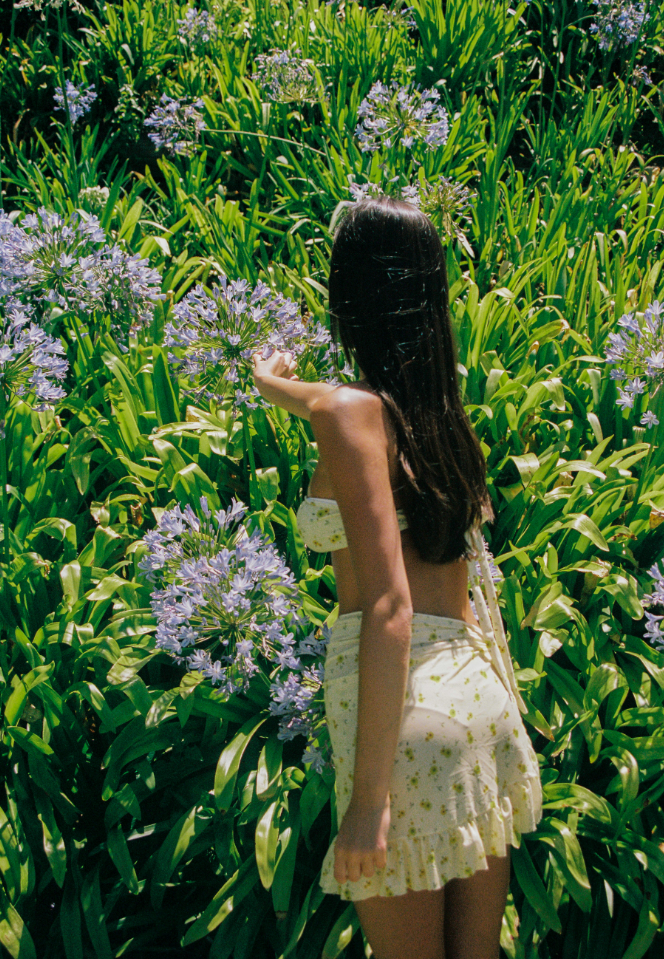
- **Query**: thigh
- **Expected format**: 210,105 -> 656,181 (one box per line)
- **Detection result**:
443,852 -> 511,959
354,886 -> 445,959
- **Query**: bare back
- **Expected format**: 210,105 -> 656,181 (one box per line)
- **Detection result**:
308,383 -> 477,624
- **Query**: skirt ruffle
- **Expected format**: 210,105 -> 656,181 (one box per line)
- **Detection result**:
319,773 -> 541,901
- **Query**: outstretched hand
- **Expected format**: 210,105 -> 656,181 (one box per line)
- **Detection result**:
251,349 -> 299,383
333,795 -> 391,884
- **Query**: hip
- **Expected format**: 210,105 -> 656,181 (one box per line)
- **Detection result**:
322,610 -> 520,735
324,610 -> 495,684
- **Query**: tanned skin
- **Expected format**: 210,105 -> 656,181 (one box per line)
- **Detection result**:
252,350 -> 510,959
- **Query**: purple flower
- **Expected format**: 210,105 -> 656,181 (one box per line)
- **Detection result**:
590,1 -> 649,52
631,65 -> 653,86
641,411 -> 659,429
644,611 -> 664,650
605,331 -> 628,362
626,377 -> 645,394
0,208 -> 165,341
144,94 -> 206,157
618,313 -> 641,336
646,352 -> 664,375
605,302 -> 664,425
616,388 -> 634,409
140,496 -> 306,695
141,498 -> 335,773
647,561 -> 664,605
54,81 -> 97,124
165,276 -> 335,414
0,302 -> 68,416
177,7 -> 219,53
251,50 -> 326,104
355,81 -> 449,159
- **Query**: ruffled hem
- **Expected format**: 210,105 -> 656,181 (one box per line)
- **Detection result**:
319,785 -> 542,902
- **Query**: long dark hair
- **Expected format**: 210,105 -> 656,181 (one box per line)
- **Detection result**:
328,196 -> 491,563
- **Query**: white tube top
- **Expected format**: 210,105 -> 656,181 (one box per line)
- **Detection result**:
296,496 -> 409,552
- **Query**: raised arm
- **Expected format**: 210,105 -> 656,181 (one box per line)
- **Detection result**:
251,350 -> 337,421
310,387 -> 413,883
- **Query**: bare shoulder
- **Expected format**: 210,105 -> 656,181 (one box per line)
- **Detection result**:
307,384 -> 410,610
309,384 -> 385,439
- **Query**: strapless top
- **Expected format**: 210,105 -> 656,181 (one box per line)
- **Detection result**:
296,496 -> 409,552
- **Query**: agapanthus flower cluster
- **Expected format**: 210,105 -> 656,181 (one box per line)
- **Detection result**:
251,50 -> 325,104
355,81 -> 449,159
54,81 -> 97,125
604,301 -> 664,427
412,177 -> 475,245
139,496 -> 333,772
0,301 -> 68,421
15,0 -> 85,13
348,174 -> 474,251
379,4 -> 417,31
641,559 -> 664,651
590,0 -> 649,51
78,185 -> 110,214
165,274 -> 335,413
348,179 -> 404,203
631,64 -> 653,86
144,94 -> 206,157
0,208 -> 165,340
177,6 -> 219,53
268,624 -> 333,772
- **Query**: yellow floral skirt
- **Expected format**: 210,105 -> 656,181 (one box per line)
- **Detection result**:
319,611 -> 542,902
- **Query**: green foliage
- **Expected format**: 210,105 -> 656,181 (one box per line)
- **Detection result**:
0,0 -> 664,956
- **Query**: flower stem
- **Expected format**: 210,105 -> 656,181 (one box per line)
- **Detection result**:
300,114 -> 315,246
0,391 -> 9,564
627,390 -> 663,523
242,407 -> 259,510
0,3 -> 18,212
205,127 -> 325,157
56,7 -> 80,203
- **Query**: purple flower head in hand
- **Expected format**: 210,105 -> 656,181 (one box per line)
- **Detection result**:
165,275 -> 335,415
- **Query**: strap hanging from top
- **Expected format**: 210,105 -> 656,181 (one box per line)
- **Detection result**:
465,526 -> 527,715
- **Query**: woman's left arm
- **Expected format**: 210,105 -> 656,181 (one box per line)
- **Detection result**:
310,387 -> 413,884
252,350 -> 337,421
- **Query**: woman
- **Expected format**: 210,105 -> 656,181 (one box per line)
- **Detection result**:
252,197 -> 541,959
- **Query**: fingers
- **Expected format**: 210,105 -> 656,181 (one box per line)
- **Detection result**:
253,349 -> 297,378
333,851 -> 380,884
360,855 -> 376,880
282,351 -> 297,374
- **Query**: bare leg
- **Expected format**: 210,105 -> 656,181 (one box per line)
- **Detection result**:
443,852 -> 511,959
354,886 -> 445,959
